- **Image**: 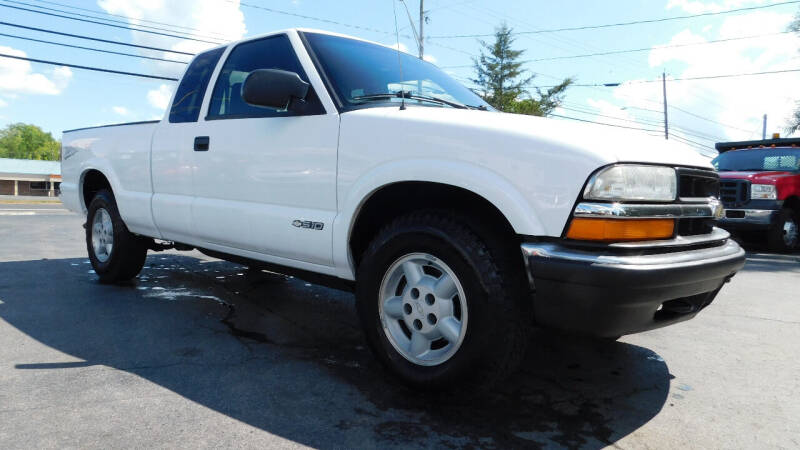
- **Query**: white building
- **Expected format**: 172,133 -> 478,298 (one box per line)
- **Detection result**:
0,158 -> 61,197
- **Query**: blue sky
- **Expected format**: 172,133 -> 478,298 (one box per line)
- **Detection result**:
1,0 -> 798,156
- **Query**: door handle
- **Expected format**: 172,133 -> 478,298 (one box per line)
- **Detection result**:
194,136 -> 210,151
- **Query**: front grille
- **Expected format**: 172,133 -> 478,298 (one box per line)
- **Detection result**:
677,217 -> 715,236
678,168 -> 720,200
719,180 -> 750,208
677,168 -> 719,236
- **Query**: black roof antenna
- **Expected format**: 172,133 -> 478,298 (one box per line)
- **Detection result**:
391,0 -> 406,110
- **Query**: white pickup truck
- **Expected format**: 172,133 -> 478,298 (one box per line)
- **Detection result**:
61,29 -> 745,387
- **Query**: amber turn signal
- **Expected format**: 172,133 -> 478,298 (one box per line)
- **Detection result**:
566,218 -> 675,242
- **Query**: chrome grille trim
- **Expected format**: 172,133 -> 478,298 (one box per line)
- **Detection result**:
574,200 -> 723,220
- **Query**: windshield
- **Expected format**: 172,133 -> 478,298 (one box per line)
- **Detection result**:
712,148 -> 800,172
303,32 -> 492,111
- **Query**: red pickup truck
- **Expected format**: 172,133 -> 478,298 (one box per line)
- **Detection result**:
713,137 -> 800,252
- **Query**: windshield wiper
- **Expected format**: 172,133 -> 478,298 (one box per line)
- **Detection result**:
351,91 -> 470,109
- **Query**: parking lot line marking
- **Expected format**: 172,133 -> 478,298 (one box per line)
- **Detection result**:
0,211 -> 37,216
0,208 -> 67,211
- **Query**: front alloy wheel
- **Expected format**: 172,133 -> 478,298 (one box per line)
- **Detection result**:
356,211 -> 530,389
769,208 -> 799,252
781,216 -> 799,249
379,253 -> 468,367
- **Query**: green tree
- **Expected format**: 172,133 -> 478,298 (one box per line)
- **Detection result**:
471,24 -> 572,115
0,123 -> 60,161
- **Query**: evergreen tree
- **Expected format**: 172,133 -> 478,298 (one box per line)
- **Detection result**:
471,24 -> 572,115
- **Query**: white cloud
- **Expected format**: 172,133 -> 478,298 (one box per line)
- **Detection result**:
386,41 -> 412,54
0,98 -> 6,107
0,46 -> 73,97
146,84 -> 173,111
97,0 -> 247,77
603,10 -> 800,141
384,41 -> 437,62
666,0 -> 770,14
112,106 -> 130,116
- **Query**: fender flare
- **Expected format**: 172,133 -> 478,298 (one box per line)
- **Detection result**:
332,159 -> 546,280
77,160 -> 122,212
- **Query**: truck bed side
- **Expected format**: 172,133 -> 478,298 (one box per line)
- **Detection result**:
61,121 -> 161,238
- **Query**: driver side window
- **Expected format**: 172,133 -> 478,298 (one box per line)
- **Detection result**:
207,34 -> 324,119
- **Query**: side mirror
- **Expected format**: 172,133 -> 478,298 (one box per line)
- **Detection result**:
241,69 -> 310,111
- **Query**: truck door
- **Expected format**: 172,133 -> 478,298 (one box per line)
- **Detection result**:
151,47 -> 225,243
190,33 -> 338,267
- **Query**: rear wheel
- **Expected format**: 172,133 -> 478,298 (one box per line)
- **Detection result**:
355,211 -> 529,388
86,189 -> 148,283
768,208 -> 799,253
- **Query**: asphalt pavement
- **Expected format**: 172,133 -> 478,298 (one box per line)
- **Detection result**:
0,206 -> 798,449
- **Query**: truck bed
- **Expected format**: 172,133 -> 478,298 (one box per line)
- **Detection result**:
60,120 -> 161,237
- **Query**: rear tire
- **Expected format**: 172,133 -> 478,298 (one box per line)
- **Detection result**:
355,210 -> 530,389
768,208 -> 799,253
86,189 -> 148,283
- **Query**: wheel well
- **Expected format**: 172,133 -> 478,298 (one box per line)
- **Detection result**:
349,182 -> 519,268
784,195 -> 800,213
82,169 -> 112,209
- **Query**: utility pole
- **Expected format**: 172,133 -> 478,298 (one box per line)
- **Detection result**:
418,0 -> 424,59
762,114 -> 767,139
662,71 -> 669,140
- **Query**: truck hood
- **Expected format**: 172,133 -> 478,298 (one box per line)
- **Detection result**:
342,107 -> 713,169
718,171 -> 797,184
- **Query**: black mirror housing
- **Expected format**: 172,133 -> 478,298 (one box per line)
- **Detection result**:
241,69 -> 310,111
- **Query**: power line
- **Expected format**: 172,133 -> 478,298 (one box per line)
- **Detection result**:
670,133 -> 716,150
535,68 -> 800,88
233,0 -> 469,57
0,31 -> 189,64
440,30 -> 795,68
558,105 -> 665,127
669,104 -> 756,133
234,0 -> 395,36
527,31 -> 794,63
559,102 -> 726,142
0,1 -> 223,45
0,21 -> 196,56
550,114 -> 661,132
27,0 -> 236,40
4,0 -> 230,43
0,52 -> 178,81
429,1 -> 800,38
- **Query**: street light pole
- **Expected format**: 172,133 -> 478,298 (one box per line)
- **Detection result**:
419,0 -> 424,60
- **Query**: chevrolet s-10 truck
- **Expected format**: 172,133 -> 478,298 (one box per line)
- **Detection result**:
61,29 -> 745,387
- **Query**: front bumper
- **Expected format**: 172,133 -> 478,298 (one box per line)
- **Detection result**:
521,229 -> 746,338
719,209 -> 780,230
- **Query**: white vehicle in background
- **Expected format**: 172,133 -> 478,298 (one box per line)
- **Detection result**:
60,29 -> 745,387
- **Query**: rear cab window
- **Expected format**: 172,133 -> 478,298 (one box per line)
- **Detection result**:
169,47 -> 225,123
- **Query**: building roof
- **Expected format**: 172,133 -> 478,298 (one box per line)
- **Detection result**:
0,158 -> 61,176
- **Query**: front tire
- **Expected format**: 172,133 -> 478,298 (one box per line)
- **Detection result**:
355,211 -> 529,388
768,208 -> 799,253
86,189 -> 148,283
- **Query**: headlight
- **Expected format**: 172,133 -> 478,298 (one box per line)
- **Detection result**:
583,165 -> 677,202
751,184 -> 776,200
